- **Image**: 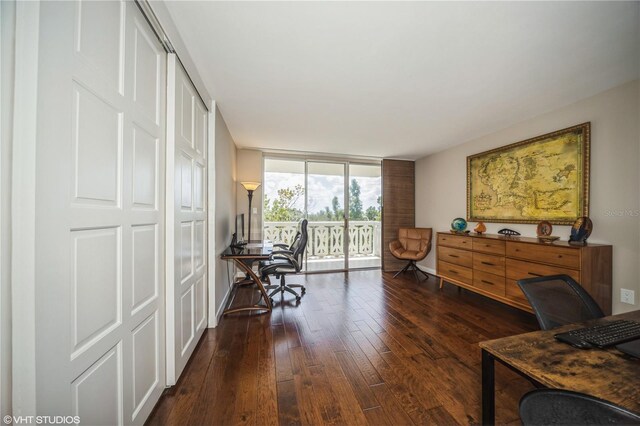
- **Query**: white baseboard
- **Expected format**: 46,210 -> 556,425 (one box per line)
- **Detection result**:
212,285 -> 233,328
416,264 -> 436,276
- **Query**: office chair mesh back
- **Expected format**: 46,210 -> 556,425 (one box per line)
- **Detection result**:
517,274 -> 604,330
520,389 -> 640,425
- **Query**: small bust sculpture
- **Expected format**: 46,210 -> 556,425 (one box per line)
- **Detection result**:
569,217 -> 593,246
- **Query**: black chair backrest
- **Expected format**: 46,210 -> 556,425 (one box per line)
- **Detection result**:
520,389 -> 640,425
289,219 -> 308,270
517,274 -> 604,330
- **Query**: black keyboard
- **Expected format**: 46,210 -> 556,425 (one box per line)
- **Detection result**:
554,320 -> 640,349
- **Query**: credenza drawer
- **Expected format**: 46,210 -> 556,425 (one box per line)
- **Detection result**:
507,241 -> 580,269
473,252 -> 505,276
506,279 -> 529,305
505,258 -> 580,282
438,233 -> 472,250
472,238 -> 506,256
438,246 -> 472,268
438,260 -> 473,286
473,270 -> 506,297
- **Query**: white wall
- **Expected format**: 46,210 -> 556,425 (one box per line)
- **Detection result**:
150,1 -> 212,107
214,107 -> 238,319
1,0 -> 15,417
416,80 -> 640,314
236,149 -> 263,241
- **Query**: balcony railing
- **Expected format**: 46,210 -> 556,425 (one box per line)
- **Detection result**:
263,221 -> 381,259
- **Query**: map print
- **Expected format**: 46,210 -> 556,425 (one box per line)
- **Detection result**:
468,127 -> 588,224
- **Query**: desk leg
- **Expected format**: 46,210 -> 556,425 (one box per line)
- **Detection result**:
223,259 -> 272,315
236,259 -> 257,286
482,348 -> 495,426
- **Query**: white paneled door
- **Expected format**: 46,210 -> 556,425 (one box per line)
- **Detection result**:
35,1 -> 166,424
166,55 -> 208,385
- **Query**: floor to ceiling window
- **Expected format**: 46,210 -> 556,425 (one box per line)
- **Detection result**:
263,157 -> 381,271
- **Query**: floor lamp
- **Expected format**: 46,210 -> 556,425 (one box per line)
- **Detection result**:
240,181 -> 261,242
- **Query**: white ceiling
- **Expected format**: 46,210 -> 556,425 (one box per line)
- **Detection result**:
164,1 -> 639,160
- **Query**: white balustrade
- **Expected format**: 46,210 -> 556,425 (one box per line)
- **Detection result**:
263,221 -> 381,259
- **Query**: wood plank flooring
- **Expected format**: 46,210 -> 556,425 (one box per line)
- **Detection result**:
147,270 -> 538,425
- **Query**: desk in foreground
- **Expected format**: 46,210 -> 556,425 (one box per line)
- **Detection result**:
479,310 -> 640,425
220,243 -> 272,315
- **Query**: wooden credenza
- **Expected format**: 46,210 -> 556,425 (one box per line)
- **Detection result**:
436,232 -> 613,315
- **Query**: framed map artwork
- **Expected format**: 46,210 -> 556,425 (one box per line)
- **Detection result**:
467,123 -> 590,225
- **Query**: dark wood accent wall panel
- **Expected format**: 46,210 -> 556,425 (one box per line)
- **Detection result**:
382,159 -> 415,271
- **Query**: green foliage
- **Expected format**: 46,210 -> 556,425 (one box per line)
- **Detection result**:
308,206 -> 333,221
263,184 -> 305,222
365,206 -> 379,221
365,194 -> 382,221
349,179 -> 364,220
332,196 -> 344,220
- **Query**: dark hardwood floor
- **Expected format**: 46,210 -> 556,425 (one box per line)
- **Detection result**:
147,270 -> 538,425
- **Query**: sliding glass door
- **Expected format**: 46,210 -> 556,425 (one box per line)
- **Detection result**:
306,162 -> 347,271
263,157 -> 381,272
347,164 -> 382,269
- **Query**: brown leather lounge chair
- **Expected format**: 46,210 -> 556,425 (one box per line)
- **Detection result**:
389,228 -> 432,280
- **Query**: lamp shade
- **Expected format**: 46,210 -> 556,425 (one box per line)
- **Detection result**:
241,181 -> 261,192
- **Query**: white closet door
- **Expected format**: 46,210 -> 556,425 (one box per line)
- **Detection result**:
34,1 -> 166,424
166,55 -> 208,385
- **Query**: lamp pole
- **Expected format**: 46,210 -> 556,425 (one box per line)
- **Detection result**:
240,182 -> 261,242
247,189 -> 254,243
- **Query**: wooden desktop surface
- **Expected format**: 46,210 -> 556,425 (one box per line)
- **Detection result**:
480,310 -> 640,416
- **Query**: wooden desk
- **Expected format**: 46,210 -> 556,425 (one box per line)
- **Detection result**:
220,242 -> 272,315
479,310 -> 640,425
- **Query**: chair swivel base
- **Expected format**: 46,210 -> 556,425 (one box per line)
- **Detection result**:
264,275 -> 306,303
393,260 -> 429,280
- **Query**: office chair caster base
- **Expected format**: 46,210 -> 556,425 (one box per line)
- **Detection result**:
288,283 -> 306,295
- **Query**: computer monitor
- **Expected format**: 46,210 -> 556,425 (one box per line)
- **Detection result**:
235,213 -> 245,243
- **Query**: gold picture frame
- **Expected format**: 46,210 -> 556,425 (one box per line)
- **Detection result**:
467,123 -> 590,225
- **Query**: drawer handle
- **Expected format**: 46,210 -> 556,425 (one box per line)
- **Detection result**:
528,272 -> 542,277
481,280 -> 494,285
448,270 -> 459,275
481,261 -> 494,266
449,254 -> 459,258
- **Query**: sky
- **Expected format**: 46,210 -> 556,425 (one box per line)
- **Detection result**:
264,172 -> 381,215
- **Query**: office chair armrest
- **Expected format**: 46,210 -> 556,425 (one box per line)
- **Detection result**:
273,252 -> 300,270
271,249 -> 293,254
272,243 -> 289,249
270,249 -> 293,260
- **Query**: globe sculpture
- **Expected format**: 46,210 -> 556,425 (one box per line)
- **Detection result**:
451,217 -> 468,233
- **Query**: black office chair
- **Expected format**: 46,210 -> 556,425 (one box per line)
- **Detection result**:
520,389 -> 640,425
259,221 -> 302,270
517,274 -> 604,330
260,219 -> 308,302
